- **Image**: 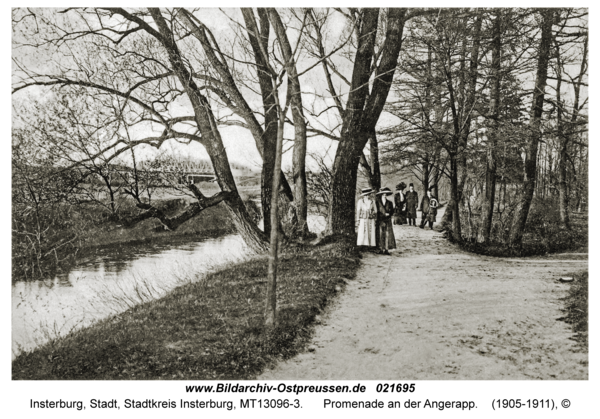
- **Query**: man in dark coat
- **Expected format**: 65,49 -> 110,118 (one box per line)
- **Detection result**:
405,183 -> 419,226
393,182 -> 407,225
376,187 -> 396,255
419,189 -> 438,229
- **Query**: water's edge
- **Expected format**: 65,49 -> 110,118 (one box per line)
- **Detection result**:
12,234 -> 248,358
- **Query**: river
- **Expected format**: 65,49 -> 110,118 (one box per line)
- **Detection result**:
12,215 -> 327,358
12,235 -> 248,358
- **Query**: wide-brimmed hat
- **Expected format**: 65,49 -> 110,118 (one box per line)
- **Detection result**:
360,187 -> 374,196
396,182 -> 406,191
430,198 -> 439,208
409,183 -> 414,187
376,187 -> 393,195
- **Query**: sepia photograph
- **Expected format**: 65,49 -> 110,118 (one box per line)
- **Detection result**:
10,4 -> 590,398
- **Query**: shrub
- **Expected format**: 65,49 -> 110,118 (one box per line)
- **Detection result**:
455,196 -> 587,257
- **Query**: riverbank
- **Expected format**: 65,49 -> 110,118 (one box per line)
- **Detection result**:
12,241 -> 360,379
78,203 -> 237,257
12,199 -> 238,282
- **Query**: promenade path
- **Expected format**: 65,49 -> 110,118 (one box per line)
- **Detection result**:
260,211 -> 588,380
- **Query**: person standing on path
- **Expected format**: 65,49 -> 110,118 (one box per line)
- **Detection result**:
356,188 -> 377,248
405,183 -> 419,226
393,182 -> 407,225
376,187 -> 396,255
419,189 -> 438,229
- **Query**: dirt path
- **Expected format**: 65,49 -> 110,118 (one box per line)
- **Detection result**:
260,212 -> 588,380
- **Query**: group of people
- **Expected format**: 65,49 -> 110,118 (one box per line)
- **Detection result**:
356,182 -> 439,255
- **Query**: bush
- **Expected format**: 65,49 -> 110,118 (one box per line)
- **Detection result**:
559,271 -> 588,351
12,202 -> 104,280
456,196 -> 587,257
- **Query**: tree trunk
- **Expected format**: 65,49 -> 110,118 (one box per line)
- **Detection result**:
421,160 -> 430,195
328,9 -> 379,237
555,58 -> 569,228
150,9 -> 268,252
457,13 -> 482,215
477,10 -> 502,243
328,9 -> 405,236
240,8 -> 292,237
329,134 -> 368,236
369,132 -> 382,191
268,8 -> 308,238
558,141 -> 569,227
441,63 -> 461,237
368,131 -> 381,243
431,170 -> 439,199
559,32 -> 586,228
440,14 -> 481,234
508,9 -> 553,245
263,32 -> 291,325
450,153 -> 461,241
265,111 -> 285,327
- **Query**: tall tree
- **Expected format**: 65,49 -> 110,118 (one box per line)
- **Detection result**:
268,8 -> 309,238
240,9 -> 296,325
328,8 -> 407,237
508,9 -> 554,245
435,11 -> 482,240
179,8 -> 295,237
264,58 -> 288,326
553,11 -> 588,230
240,8 -> 281,237
148,8 -> 269,249
477,10 -> 503,243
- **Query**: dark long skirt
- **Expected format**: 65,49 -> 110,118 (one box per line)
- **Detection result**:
407,205 -> 417,219
378,219 -> 397,250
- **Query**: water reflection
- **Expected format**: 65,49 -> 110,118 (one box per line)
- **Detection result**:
12,234 -> 248,358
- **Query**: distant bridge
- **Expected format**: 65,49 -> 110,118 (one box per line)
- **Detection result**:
107,161 -> 216,184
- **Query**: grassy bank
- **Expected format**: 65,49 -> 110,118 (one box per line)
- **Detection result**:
12,197 -> 245,281
84,202 -> 237,249
12,242 -> 360,380
558,271 -> 588,352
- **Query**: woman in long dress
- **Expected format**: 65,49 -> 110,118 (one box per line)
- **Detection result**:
356,188 -> 377,247
393,182 -> 407,225
376,187 -> 397,255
